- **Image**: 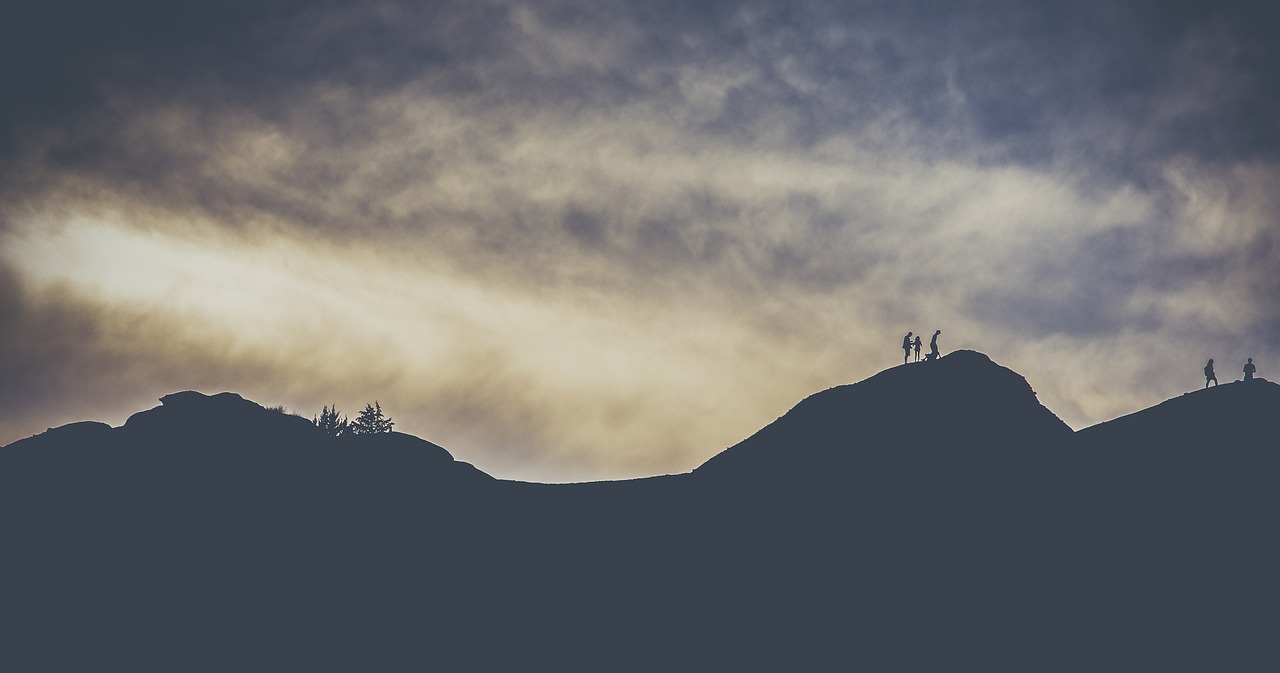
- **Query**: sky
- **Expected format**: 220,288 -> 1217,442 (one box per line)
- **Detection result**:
2,0 -> 1277,482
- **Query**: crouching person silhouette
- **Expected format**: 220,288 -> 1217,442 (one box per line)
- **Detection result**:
927,330 -> 941,362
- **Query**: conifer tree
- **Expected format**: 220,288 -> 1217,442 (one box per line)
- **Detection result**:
315,405 -> 349,437
351,401 -> 393,435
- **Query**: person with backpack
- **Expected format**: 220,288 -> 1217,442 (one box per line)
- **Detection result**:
1204,359 -> 1218,388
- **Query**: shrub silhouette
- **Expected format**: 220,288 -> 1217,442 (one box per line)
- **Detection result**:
350,401 -> 393,435
314,405 -> 350,437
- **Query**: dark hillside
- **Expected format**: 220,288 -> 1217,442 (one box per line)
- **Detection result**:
1079,377 -> 1279,446
1056,378 -> 1280,669
697,349 -> 1071,481
1,360 -> 1278,670
0,392 -> 501,671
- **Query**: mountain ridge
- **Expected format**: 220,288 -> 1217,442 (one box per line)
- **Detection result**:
5,350 -> 1085,483
7,350 -> 1274,485
3,351 -> 1277,670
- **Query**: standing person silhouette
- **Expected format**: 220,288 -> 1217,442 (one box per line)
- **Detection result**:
1243,358 -> 1256,381
1204,359 -> 1218,388
929,330 -> 941,361
913,335 -> 922,362
902,332 -> 913,365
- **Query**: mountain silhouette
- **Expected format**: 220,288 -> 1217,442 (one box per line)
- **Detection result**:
1079,376 -> 1278,447
697,349 -> 1071,480
2,354 -> 1278,670
1059,377 -> 1280,671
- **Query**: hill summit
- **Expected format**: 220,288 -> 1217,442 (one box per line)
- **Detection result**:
696,349 -> 1071,480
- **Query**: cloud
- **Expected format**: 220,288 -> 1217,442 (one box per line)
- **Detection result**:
3,0 -> 1279,480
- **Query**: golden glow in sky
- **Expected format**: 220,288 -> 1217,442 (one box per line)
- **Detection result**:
2,1 -> 1278,481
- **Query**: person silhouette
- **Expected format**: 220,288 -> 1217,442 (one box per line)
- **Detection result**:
913,335 -> 922,362
929,330 -> 941,361
902,332 -> 913,365
1204,359 -> 1217,388
1243,357 -> 1256,382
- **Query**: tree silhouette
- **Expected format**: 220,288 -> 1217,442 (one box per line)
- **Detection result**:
350,401 -> 393,435
314,405 -> 349,437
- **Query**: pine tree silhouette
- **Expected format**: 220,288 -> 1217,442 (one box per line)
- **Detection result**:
351,401 -> 393,435
314,405 -> 349,437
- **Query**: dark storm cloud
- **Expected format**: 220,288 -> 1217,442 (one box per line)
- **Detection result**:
9,0 -> 1278,217
0,1 -> 297,155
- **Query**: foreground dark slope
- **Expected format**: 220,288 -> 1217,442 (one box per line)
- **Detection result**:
1074,378 -> 1280,524
2,355 -> 1278,670
1,392 -> 506,670
1060,378 -> 1280,668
